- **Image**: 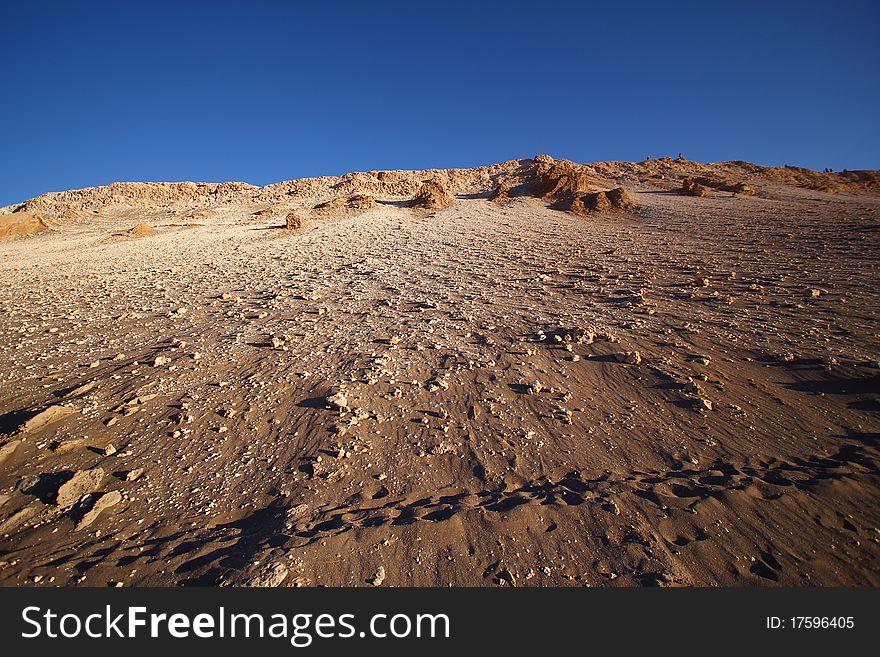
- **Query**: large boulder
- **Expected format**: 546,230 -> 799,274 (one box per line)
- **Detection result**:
410,180 -> 452,211
681,178 -> 708,197
570,187 -> 636,214
285,211 -> 303,229
533,158 -> 592,200
488,181 -> 511,204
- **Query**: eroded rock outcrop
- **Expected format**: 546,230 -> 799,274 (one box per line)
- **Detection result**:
410,180 -> 452,211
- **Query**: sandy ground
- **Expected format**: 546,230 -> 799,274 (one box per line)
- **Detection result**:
0,166 -> 879,587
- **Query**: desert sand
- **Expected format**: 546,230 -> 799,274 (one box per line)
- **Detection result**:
0,155 -> 878,587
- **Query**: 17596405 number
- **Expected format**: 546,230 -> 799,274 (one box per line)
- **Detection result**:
767,616 -> 855,630
791,617 -> 854,629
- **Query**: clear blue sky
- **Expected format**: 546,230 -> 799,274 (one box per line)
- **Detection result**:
2,1 -> 878,206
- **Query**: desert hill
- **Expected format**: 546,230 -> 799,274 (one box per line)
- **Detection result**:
4,155 -> 879,225
0,155 -> 878,588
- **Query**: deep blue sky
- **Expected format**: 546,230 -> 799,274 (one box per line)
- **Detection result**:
2,1 -> 878,206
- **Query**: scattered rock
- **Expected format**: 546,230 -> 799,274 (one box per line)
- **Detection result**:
286,504 -> 310,524
19,405 -> 76,434
124,468 -> 145,482
0,440 -> 21,468
369,565 -> 386,586
731,182 -> 756,195
681,179 -> 708,197
489,565 -> 516,587
326,391 -> 349,411
682,379 -> 703,395
65,381 -> 96,398
56,468 -> 105,508
603,500 -> 621,515
546,326 -> 595,344
425,378 -> 449,392
0,503 -> 38,534
692,397 -> 713,412
125,393 -> 158,406
75,490 -> 122,531
240,562 -> 289,587
616,351 -> 642,365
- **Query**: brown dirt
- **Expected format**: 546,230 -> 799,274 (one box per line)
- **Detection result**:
0,157 -> 878,588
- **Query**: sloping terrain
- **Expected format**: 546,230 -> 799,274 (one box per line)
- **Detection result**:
0,156 -> 878,587
0,212 -> 48,241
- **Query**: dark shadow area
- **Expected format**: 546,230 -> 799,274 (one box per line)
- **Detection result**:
24,470 -> 74,504
587,353 -> 622,363
786,372 -> 879,395
297,396 -> 329,409
0,408 -> 33,435
838,427 -> 879,446
176,499 -> 292,585
250,224 -> 289,231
